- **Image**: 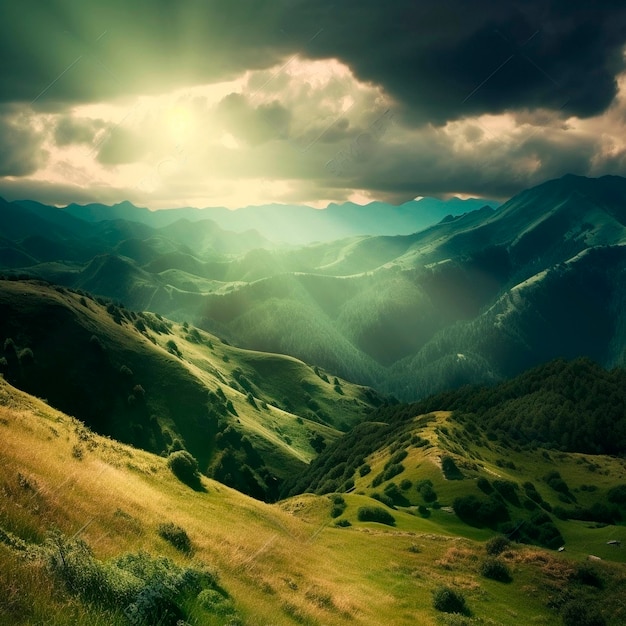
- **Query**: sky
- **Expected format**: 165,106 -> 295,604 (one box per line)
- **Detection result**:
1,0 -> 626,209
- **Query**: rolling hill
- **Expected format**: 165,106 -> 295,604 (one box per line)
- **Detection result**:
284,357 -> 626,559
2,366 -> 626,625
0,278 -> 384,500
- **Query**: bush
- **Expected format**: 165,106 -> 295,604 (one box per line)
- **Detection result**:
371,492 -> 395,509
330,495 -> 347,519
197,589 -> 235,616
167,451 -> 202,489
560,599 -> 606,626
441,456 -> 463,480
45,532 -> 217,623
572,563 -> 604,589
432,586 -> 469,615
492,479 -> 519,505
334,519 -> 351,528
359,463 -> 371,477
477,477 -> 493,494
400,478 -> 412,490
357,506 -> 396,526
480,558 -> 512,582
544,471 -> 569,494
18,347 -> 34,364
157,522 -> 192,554
485,535 -> 510,556
453,495 -> 509,528
607,484 -> 626,504
382,463 -> 404,481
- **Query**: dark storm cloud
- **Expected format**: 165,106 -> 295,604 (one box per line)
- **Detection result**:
286,0 -> 626,124
2,1 -> 624,124
0,0 -> 291,109
330,123 -> 604,203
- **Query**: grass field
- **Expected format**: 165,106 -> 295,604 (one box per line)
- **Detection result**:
2,378 -> 626,625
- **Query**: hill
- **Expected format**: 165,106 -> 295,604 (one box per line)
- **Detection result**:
284,358 -> 626,554
2,376 -> 626,625
0,278 -> 383,500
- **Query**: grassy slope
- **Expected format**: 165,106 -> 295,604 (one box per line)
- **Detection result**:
3,378 -> 626,625
0,279 -> 380,490
346,412 -> 626,561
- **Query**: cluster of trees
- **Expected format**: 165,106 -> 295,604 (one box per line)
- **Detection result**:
383,358 -> 626,455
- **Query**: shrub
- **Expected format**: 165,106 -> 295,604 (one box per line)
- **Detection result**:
371,492 -> 395,509
157,523 -> 192,554
357,506 -> 396,526
432,586 -> 469,615
197,589 -> 235,616
18,348 -> 34,364
544,470 -> 569,494
45,533 -> 217,622
334,519 -> 351,528
560,599 -> 606,626
330,495 -> 347,518
385,449 -> 407,468
166,339 -> 181,356
477,477 -> 493,494
492,480 -> 519,505
572,563 -> 604,589
246,392 -> 257,408
453,495 -> 509,528
485,535 -> 510,556
359,463 -> 372,476
416,480 -> 437,503
607,484 -> 626,504
382,463 -> 404,481
480,558 -> 511,582
441,456 -> 463,480
167,451 -> 202,489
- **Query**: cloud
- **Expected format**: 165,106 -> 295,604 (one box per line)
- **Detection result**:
215,93 -> 291,145
96,126 -> 149,165
54,115 -> 105,146
0,109 -> 48,176
288,0 -> 626,124
3,1 -> 624,126
1,3 -> 625,208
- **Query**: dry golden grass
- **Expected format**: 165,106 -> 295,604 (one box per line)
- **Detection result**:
2,377 -> 626,625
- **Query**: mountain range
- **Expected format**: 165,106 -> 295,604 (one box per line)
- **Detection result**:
2,174 -> 625,400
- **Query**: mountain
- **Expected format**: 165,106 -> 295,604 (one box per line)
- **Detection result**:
62,196 -> 499,244
195,175 -> 626,397
0,278 -> 384,500
3,174 -> 626,401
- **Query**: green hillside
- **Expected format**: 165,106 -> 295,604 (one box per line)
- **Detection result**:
284,358 -> 626,561
0,278 -> 383,500
2,377 -> 626,625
